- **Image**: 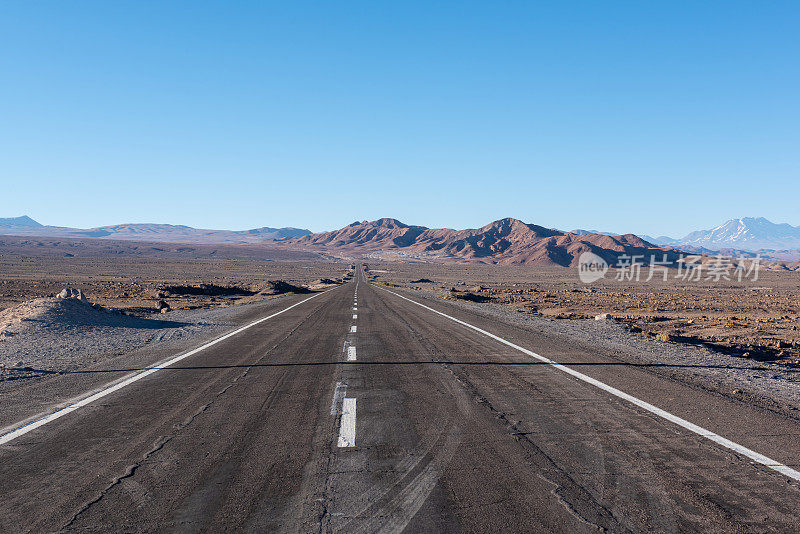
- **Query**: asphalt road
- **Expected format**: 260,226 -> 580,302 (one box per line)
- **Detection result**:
2,268 -> 800,533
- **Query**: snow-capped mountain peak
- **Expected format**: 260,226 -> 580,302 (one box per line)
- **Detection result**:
679,217 -> 800,251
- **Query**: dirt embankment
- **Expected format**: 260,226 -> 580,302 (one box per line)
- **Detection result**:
0,294 -> 223,382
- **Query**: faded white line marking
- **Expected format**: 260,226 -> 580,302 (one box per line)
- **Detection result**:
350,325 -> 357,333
337,398 -> 357,447
0,290 -> 333,446
330,381 -> 347,415
347,346 -> 357,361
377,286 -> 800,483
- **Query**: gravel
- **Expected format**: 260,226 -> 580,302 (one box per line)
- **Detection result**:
0,297 -> 261,382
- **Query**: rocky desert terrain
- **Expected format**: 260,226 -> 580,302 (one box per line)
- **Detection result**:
2,232 -> 797,370
0,236 -> 344,314
0,241 -> 353,385
365,262 -> 800,368
2,233 -> 798,395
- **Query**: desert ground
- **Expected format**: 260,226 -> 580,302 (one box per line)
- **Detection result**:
0,239 -> 352,384
0,238 -> 348,315
1,238 -> 798,369
364,262 -> 800,368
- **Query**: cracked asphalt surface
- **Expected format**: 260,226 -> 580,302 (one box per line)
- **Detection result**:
1,268 -> 800,532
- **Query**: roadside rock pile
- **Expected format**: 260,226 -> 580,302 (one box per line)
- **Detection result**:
159,284 -> 256,297
0,297 -> 137,336
305,278 -> 340,291
255,280 -> 311,295
57,287 -> 88,302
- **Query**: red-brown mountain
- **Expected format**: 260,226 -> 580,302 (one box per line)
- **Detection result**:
284,217 -> 681,267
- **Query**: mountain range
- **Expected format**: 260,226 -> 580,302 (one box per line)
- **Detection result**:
278,217 -> 679,267
3,215 -> 799,265
642,217 -> 800,253
0,217 -> 311,243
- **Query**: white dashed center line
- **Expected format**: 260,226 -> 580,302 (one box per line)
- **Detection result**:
335,292 -> 360,446
337,398 -> 357,447
330,381 -> 347,415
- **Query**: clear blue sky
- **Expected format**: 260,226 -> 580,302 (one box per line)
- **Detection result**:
1,1 -> 798,236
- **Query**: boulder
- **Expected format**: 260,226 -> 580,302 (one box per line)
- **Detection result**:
594,313 -> 612,321
57,287 -> 88,302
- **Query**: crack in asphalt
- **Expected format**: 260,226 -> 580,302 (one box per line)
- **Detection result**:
450,369 -> 625,532
375,286 -> 628,532
59,296 -> 331,531
60,398 -> 217,531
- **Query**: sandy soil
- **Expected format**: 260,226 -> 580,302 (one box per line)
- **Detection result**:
0,297 -> 236,382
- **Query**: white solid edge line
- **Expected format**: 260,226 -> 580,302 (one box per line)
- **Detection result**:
377,286 -> 800,483
337,397 -> 357,447
347,346 -> 357,361
0,289 -> 333,446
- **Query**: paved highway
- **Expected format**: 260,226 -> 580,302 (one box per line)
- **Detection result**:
1,268 -> 800,532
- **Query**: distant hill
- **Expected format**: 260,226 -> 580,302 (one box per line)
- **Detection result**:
639,235 -> 680,246
281,217 -> 681,267
568,229 -> 619,236
0,215 -> 43,228
0,217 -> 311,244
643,217 -> 800,253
